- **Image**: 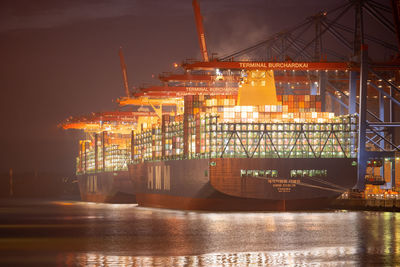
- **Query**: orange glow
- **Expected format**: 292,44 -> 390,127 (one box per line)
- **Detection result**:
117,97 -> 179,107
52,201 -> 75,206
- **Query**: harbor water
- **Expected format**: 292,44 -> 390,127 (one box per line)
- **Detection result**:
0,199 -> 399,266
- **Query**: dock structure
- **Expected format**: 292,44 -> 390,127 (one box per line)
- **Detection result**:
173,0 -> 400,197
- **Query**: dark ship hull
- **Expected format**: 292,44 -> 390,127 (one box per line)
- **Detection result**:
129,158 -> 357,211
78,171 -> 136,203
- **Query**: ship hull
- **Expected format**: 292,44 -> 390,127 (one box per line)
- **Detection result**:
129,158 -> 357,211
134,193 -> 336,211
77,171 -> 136,203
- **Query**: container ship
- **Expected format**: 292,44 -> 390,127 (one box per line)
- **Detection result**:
60,100 -> 178,203
128,68 -> 359,211
61,111 -> 138,202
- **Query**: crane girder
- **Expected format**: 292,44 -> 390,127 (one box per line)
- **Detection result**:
183,61 -> 354,71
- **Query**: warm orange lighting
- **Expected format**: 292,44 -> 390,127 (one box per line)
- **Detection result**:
52,201 -> 75,206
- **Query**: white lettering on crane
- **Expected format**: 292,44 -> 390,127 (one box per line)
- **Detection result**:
238,62 -> 309,69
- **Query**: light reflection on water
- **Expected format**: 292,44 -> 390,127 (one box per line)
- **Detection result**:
74,248 -> 358,267
0,200 -> 400,266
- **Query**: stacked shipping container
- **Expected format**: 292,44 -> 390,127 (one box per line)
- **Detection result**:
77,132 -> 131,174
130,95 -> 358,163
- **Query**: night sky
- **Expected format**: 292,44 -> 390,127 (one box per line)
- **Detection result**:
0,0 -> 392,175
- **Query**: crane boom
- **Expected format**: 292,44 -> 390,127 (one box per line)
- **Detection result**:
118,47 -> 130,97
192,0 -> 209,62
392,0 -> 400,54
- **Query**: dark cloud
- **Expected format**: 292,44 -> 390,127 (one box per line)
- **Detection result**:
0,0 -> 343,32
0,0 -> 136,32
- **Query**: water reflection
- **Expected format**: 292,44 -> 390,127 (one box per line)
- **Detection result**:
356,212 -> 400,265
0,200 -> 400,266
72,248 -> 359,267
